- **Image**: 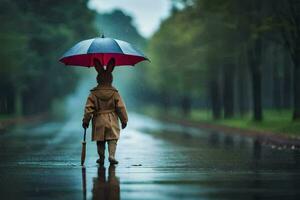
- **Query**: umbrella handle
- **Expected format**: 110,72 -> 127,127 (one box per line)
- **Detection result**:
83,128 -> 86,142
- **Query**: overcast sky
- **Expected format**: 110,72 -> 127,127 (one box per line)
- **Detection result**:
88,0 -> 172,38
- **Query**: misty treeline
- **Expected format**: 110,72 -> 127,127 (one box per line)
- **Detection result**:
94,10 -> 151,109
0,0 -> 96,116
143,0 -> 300,121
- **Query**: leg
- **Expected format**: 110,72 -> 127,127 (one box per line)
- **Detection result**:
96,141 -> 105,165
108,140 -> 118,164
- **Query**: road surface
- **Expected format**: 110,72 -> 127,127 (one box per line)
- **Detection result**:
0,112 -> 300,200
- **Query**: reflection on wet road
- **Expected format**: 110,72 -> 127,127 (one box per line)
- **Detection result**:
0,113 -> 300,200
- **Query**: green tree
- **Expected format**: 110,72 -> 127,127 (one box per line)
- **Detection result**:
0,0 -> 96,116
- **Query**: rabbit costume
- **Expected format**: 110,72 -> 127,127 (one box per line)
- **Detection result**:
82,58 -> 128,165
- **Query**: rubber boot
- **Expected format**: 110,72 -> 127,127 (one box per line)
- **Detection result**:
108,140 -> 118,165
96,141 -> 105,165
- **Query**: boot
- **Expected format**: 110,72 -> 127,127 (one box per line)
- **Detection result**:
96,158 -> 105,165
108,140 -> 118,165
96,141 -> 105,165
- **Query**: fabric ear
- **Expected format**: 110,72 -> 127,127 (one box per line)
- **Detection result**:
107,58 -> 115,73
94,58 -> 104,74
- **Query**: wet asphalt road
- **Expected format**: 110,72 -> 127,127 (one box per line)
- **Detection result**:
0,112 -> 300,200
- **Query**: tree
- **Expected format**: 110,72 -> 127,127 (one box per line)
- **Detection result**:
0,0 -> 97,116
273,0 -> 300,120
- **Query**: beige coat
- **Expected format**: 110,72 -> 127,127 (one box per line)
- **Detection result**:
82,84 -> 128,141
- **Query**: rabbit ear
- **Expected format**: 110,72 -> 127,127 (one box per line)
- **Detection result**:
94,58 -> 104,74
107,58 -> 115,73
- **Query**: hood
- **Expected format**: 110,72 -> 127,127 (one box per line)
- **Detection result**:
91,85 -> 117,101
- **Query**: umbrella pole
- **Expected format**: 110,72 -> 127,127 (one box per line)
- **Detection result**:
81,128 -> 87,166
83,128 -> 86,142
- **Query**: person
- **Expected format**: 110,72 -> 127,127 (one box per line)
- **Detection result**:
82,58 -> 128,165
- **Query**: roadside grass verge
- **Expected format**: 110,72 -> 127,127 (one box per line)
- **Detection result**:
139,106 -> 300,138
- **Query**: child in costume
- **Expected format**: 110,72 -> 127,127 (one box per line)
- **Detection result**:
82,58 -> 128,165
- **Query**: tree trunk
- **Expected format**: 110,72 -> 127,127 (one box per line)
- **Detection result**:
223,63 -> 235,118
283,53 -> 292,108
237,65 -> 248,117
210,79 -> 222,120
248,39 -> 263,121
14,87 -> 23,117
251,66 -> 263,121
181,95 -> 191,116
273,64 -> 282,110
278,0 -> 300,120
236,49 -> 249,117
293,48 -> 300,120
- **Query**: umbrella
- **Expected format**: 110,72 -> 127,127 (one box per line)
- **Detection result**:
81,128 -> 87,166
59,35 -> 149,67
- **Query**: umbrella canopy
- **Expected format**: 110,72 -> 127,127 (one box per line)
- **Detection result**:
59,36 -> 148,67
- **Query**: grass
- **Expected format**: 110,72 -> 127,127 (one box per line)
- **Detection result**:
139,106 -> 300,138
0,114 -> 14,121
215,111 -> 300,137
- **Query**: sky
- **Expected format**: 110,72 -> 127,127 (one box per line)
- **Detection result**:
88,0 -> 172,38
